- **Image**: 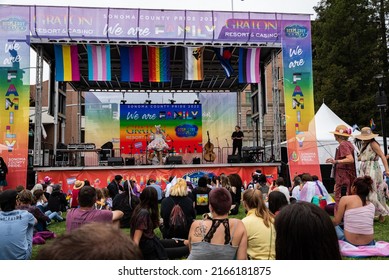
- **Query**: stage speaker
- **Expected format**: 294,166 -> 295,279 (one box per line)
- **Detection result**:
125,157 -> 135,166
228,155 -> 240,163
166,156 -> 183,165
242,155 -> 254,163
108,157 -> 124,166
192,157 -> 200,164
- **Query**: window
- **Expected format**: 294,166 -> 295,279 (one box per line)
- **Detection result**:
246,112 -> 252,129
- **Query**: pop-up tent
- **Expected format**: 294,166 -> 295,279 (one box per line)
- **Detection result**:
310,103 -> 355,164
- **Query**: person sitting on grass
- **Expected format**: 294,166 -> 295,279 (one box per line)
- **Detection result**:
187,188 -> 248,260
37,222 -> 142,260
47,184 -> 68,221
0,190 -> 36,260
332,176 -> 376,246
268,191 -> 288,216
16,190 -> 51,232
275,202 -> 341,260
66,185 -> 123,232
242,189 -> 275,260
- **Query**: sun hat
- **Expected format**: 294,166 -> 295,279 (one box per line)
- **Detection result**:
73,180 -> 85,190
354,127 -> 379,141
330,124 -> 352,137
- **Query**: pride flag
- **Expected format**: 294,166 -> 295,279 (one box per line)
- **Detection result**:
238,48 -> 261,83
184,47 -> 204,80
54,45 -> 80,81
87,45 -> 111,81
213,47 -> 234,78
120,46 -> 143,82
148,46 -> 171,82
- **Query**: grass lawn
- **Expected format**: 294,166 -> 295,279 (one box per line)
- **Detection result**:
31,203 -> 389,260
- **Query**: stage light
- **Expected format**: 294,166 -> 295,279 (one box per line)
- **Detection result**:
169,99 -> 176,104
194,100 -> 200,104
145,100 -> 152,104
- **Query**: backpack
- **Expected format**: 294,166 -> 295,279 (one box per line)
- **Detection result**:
169,198 -> 187,235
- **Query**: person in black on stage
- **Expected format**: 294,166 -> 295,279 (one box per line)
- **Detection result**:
231,125 -> 244,159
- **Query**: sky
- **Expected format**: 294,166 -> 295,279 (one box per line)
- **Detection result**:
1,0 -> 319,16
0,0 -> 320,83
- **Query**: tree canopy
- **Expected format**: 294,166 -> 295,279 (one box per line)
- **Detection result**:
312,0 -> 388,131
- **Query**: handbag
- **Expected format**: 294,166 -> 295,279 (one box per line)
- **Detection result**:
312,181 -> 327,209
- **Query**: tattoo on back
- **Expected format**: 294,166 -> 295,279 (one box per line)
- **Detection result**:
194,225 -> 207,237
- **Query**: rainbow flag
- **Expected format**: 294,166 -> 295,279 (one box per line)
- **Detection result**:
87,44 -> 111,81
370,118 -> 376,130
54,45 -> 80,81
120,46 -> 143,82
238,48 -> 261,83
184,47 -> 204,80
148,46 -> 171,82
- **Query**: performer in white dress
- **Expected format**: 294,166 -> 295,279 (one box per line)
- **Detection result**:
147,125 -> 169,164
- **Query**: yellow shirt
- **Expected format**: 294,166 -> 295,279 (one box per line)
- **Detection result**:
242,209 -> 276,260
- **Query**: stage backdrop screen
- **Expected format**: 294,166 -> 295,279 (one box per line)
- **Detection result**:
120,104 -> 202,155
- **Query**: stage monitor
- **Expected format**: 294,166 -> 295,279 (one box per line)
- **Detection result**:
125,157 -> 135,166
108,157 -> 124,166
166,156 -> 183,165
228,155 -> 240,163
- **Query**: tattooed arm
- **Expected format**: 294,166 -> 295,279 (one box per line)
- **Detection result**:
188,220 -> 208,252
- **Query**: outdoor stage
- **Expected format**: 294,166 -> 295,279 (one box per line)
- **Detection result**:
35,162 -> 280,193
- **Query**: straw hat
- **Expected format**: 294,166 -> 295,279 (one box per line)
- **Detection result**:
330,124 -> 352,137
354,127 -> 378,141
73,180 -> 85,190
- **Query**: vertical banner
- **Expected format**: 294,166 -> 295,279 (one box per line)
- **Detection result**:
281,20 -> 321,180
120,104 -> 202,155
0,6 -> 30,188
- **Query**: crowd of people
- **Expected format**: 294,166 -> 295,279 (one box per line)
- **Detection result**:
1,123 -> 389,260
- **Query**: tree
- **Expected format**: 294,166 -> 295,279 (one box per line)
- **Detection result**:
312,0 -> 386,130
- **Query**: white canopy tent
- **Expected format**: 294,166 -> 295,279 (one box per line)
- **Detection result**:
309,103 -> 385,168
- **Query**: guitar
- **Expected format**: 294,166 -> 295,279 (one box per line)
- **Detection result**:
204,131 -> 216,162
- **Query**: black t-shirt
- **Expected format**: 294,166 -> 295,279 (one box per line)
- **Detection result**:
160,196 -> 196,239
232,131 -> 244,146
191,187 -> 212,215
112,193 -> 140,228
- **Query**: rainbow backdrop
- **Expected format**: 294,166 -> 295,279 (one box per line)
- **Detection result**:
54,45 -> 80,81
148,46 -> 171,82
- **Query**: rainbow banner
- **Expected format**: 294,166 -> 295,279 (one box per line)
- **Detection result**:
120,104 -> 202,155
54,45 -> 80,81
120,46 -> 143,82
0,6 -> 30,189
238,48 -> 261,83
281,21 -> 321,179
148,46 -> 171,82
184,47 -> 204,80
87,44 -> 111,81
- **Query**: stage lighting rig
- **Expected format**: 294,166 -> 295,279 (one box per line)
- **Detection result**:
194,92 -> 200,104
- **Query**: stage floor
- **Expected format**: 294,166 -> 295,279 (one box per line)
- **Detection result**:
34,162 -> 280,193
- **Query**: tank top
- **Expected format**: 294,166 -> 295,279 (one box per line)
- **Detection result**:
187,218 -> 238,260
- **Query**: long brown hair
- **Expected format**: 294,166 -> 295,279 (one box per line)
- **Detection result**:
242,189 -> 274,227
